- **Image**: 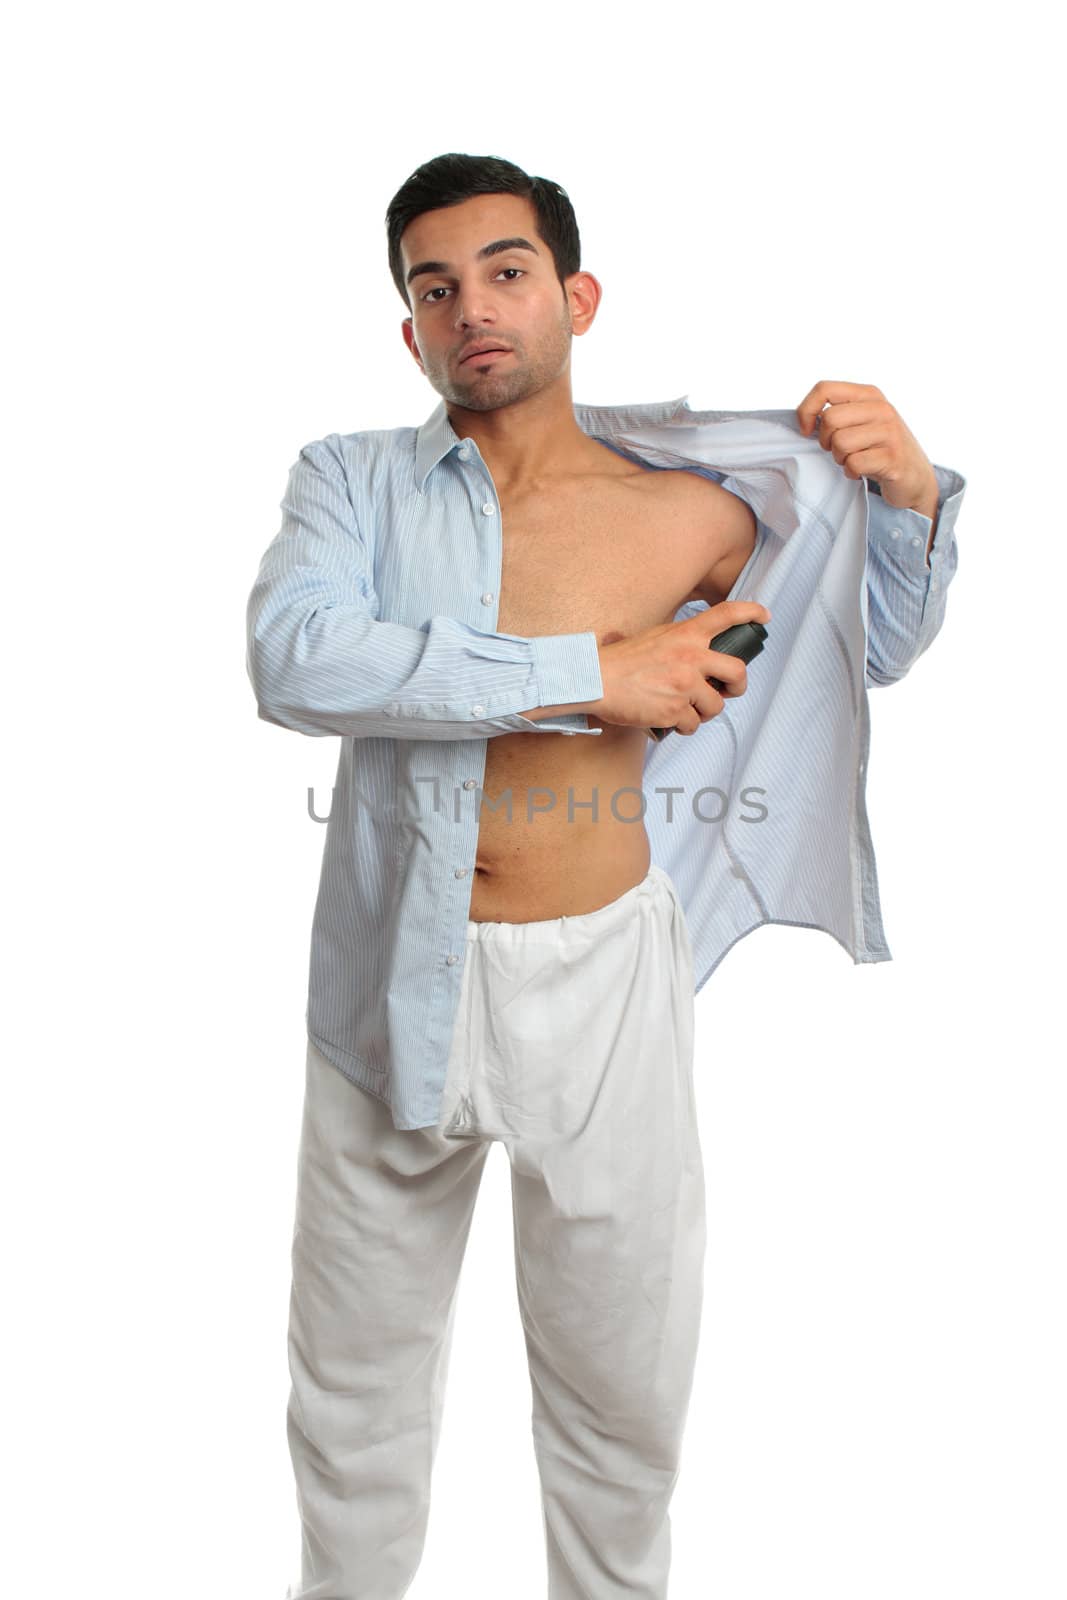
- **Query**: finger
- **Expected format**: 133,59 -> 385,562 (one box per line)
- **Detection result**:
705,653 -> 748,697
795,380 -> 829,435
820,424 -> 896,481
687,681 -> 727,728
814,404 -> 886,450
696,598 -> 772,632
797,383 -> 881,436
836,445 -> 894,480
822,420 -> 888,460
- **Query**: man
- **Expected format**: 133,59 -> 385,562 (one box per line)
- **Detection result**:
246,152 -> 964,1600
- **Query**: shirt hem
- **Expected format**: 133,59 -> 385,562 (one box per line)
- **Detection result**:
307,1029 -> 442,1132
693,916 -> 892,998
308,1029 -> 391,1098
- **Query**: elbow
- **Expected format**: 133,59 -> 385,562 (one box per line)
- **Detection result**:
865,624 -> 942,689
248,666 -> 332,739
254,700 -> 329,737
865,660 -> 908,690
245,600 -> 384,738
250,679 -> 332,738
246,634 -> 316,735
247,634 -> 280,719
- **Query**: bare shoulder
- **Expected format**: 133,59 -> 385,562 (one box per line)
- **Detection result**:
636,467 -> 759,604
635,463 -> 748,520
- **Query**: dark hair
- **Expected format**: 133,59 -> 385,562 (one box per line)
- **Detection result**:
385,152 -> 581,311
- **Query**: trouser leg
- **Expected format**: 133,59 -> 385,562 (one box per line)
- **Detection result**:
285,1037 -> 490,1600
512,1096 -> 705,1600
474,864 -> 706,1598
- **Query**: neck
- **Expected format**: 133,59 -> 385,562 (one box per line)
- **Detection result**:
445,379 -> 595,495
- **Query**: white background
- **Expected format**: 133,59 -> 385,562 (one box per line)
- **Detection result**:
5,2 -> 1063,1596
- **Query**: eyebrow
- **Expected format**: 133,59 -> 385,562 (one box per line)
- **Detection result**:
405,236 -> 540,288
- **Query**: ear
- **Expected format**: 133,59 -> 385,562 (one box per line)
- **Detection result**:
401,318 -> 424,371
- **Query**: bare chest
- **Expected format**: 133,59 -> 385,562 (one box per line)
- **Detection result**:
470,462 -> 736,897
494,467 -> 723,644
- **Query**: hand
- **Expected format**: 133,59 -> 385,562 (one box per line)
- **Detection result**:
795,380 -> 938,514
591,599 -> 772,735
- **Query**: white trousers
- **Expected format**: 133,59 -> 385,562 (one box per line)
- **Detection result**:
285,862 -> 706,1599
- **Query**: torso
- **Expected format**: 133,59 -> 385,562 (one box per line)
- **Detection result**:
468,441 -> 755,922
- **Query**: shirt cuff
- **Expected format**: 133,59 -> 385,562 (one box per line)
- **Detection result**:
529,629 -> 604,707
495,629 -> 605,733
489,711 -> 603,735
866,463 -> 967,574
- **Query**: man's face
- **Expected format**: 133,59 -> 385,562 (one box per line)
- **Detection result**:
400,192 -> 579,411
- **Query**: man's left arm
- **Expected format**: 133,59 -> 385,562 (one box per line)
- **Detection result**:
862,465 -> 965,686
796,381 -> 966,689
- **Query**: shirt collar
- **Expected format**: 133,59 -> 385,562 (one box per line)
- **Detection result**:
413,393 -> 699,494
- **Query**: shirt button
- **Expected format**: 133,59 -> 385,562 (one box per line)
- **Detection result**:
454,867 -> 468,878
481,502 -> 496,516
910,535 -> 922,548
446,954 -> 459,966
889,528 -> 902,539
471,704 -> 485,717
458,445 -> 471,459
463,778 -> 477,790
481,591 -> 494,605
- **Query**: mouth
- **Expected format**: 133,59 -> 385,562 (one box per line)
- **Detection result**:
460,347 -> 512,366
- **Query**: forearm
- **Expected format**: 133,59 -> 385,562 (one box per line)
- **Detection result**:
248,604 -> 606,740
909,475 -> 941,566
248,439 -> 606,740
864,462 -> 965,688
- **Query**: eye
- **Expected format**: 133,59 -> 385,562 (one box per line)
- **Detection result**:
420,267 -> 525,304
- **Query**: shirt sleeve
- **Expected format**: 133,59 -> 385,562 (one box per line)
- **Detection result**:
246,438 -> 604,739
863,463 -> 965,689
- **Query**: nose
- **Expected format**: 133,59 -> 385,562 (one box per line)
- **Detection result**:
452,283 -> 498,331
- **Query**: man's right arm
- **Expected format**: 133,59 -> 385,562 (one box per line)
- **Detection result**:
246,438 -> 604,740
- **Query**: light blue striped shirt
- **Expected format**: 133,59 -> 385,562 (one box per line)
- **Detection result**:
246,395 -> 964,1131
